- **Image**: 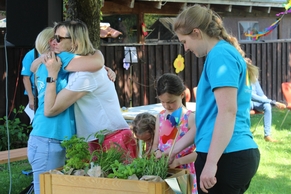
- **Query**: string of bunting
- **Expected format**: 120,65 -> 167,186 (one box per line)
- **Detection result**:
245,0 -> 291,40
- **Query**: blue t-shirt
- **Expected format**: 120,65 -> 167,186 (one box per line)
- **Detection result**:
195,40 -> 258,153
31,52 -> 76,140
21,49 -> 36,95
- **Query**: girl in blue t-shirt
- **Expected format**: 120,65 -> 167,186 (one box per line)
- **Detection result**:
167,4 -> 260,194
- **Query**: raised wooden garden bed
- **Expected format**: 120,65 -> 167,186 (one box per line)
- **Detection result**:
40,168 -> 189,194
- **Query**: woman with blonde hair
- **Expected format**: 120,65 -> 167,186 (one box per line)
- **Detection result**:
35,27 -> 54,54
43,19 -> 136,165
21,27 -> 55,111
166,4 -> 260,194
28,22 -> 116,194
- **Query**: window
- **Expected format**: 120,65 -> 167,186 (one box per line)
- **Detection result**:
238,21 -> 259,41
101,15 -> 138,44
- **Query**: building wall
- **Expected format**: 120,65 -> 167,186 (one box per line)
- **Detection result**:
223,14 -> 291,41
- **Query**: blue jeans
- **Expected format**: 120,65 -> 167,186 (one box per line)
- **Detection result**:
27,135 -> 65,194
253,102 -> 272,136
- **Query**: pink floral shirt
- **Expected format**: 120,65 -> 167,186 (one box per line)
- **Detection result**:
158,109 -> 197,194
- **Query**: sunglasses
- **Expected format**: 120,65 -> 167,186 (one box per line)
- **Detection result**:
54,35 -> 71,43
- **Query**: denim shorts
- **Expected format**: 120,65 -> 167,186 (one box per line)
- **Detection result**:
27,135 -> 66,194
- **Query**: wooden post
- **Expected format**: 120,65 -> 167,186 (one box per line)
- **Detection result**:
138,11 -> 144,44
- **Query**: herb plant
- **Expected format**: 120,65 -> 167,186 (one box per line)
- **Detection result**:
108,154 -> 169,179
61,133 -> 168,179
91,144 -> 125,175
61,135 -> 90,172
144,154 -> 168,179
61,134 -> 127,176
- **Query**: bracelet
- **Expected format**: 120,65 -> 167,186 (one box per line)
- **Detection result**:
154,148 -> 162,153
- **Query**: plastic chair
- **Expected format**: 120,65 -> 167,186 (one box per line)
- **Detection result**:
280,82 -> 291,128
250,109 -> 264,133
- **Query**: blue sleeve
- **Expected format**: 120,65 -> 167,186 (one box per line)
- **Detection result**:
207,52 -> 240,90
21,49 -> 35,76
57,52 -> 76,72
251,81 -> 271,103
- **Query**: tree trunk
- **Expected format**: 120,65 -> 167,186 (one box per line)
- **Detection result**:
66,0 -> 101,49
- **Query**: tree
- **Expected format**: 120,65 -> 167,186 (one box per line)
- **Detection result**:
65,0 -> 101,48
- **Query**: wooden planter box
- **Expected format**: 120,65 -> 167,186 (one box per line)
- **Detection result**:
40,168 -> 188,194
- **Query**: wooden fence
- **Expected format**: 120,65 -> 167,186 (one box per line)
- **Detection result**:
0,40 -> 291,122
100,40 -> 291,107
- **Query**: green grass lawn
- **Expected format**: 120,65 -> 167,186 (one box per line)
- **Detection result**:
0,160 -> 33,194
246,108 -> 291,194
0,108 -> 290,194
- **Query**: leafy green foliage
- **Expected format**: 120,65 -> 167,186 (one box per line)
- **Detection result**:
144,154 -> 168,179
61,135 -> 91,172
0,106 -> 32,151
108,158 -> 145,179
144,14 -> 162,29
108,154 -> 168,179
91,144 -> 125,175
61,133 -> 126,175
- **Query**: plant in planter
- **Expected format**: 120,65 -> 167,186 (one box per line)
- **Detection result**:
61,135 -> 91,173
108,153 -> 168,179
41,131 -> 190,194
91,143 -> 125,176
60,130 -> 170,181
61,133 -> 126,176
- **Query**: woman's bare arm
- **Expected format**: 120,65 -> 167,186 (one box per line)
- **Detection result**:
65,50 -> 116,81
30,55 -> 45,72
169,152 -> 197,169
199,87 -> 237,193
65,50 -> 104,72
43,55 -> 87,116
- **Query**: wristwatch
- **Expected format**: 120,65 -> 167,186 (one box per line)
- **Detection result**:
46,77 -> 56,83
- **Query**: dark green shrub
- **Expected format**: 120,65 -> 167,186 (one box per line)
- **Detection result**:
0,106 -> 32,151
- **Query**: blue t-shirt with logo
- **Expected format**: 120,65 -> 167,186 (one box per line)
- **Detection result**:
195,40 -> 258,153
31,52 -> 76,140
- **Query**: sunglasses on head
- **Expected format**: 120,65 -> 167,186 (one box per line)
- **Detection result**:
54,35 -> 71,43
